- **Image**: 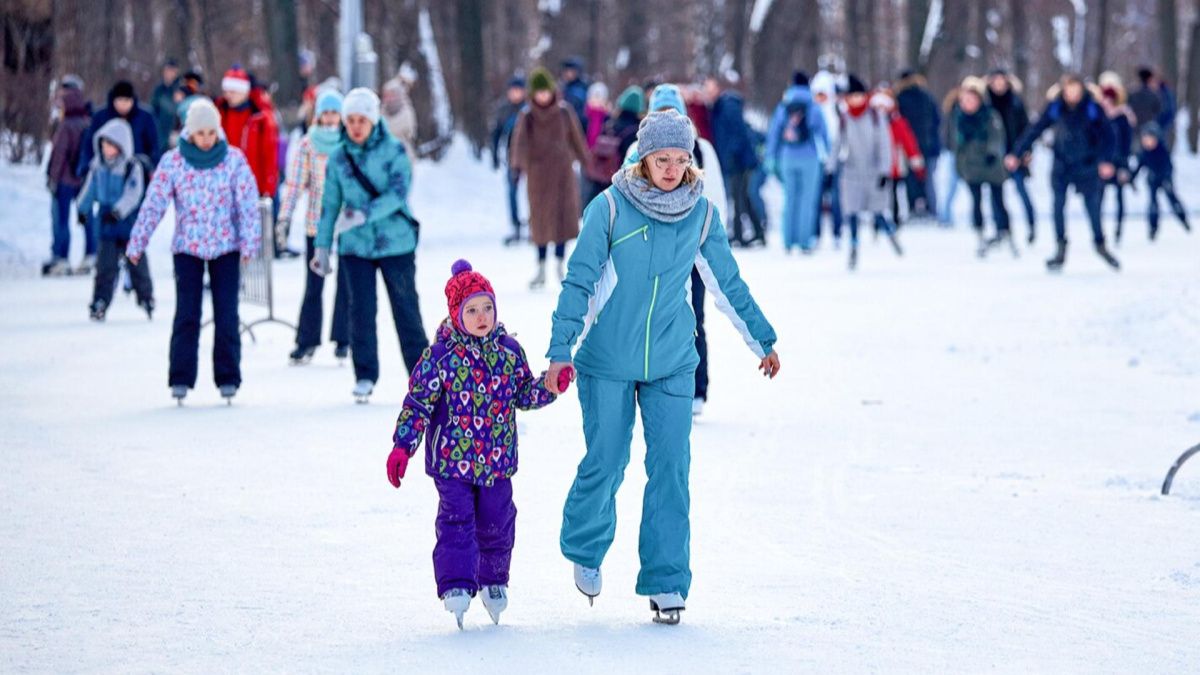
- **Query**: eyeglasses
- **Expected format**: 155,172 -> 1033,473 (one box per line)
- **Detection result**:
653,156 -> 693,169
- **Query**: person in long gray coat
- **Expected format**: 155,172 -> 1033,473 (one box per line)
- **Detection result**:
838,75 -> 902,270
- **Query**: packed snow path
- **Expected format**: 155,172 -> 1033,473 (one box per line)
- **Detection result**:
2,147 -> 1198,671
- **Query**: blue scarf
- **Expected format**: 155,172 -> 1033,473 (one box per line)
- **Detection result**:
308,125 -> 342,156
179,138 -> 229,169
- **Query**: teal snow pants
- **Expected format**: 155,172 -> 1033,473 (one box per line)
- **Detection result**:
560,371 -> 694,599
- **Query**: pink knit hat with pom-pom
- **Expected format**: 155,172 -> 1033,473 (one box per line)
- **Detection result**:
445,259 -> 496,333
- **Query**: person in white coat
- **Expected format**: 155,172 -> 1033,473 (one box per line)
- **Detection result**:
623,84 -> 725,415
810,71 -> 844,245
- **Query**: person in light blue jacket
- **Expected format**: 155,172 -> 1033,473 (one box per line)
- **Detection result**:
765,73 -> 829,253
544,110 -> 780,623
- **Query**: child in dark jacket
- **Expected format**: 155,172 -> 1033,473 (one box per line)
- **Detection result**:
1132,123 -> 1191,240
76,118 -> 154,320
386,260 -> 561,629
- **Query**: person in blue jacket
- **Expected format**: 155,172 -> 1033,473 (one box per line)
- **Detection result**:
77,81 -> 160,179
1008,73 -> 1119,272
765,72 -> 829,253
543,110 -> 780,623
707,78 -> 766,246
1131,122 -> 1192,241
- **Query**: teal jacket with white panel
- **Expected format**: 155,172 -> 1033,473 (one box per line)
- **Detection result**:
548,187 -> 776,382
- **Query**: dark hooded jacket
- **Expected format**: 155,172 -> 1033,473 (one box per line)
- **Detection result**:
77,84 -> 160,177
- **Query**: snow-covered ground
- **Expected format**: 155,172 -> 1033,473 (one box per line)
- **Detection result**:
2,142 -> 1198,672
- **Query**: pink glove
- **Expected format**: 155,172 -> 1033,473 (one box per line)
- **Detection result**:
387,446 -> 411,488
557,366 -> 575,393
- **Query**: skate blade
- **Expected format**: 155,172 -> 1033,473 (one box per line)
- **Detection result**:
575,584 -> 597,606
455,613 -> 464,630
486,609 -> 501,625
355,396 -> 371,405
651,609 -> 681,625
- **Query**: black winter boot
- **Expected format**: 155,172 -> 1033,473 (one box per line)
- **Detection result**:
1094,242 -> 1120,271
1045,241 -> 1067,272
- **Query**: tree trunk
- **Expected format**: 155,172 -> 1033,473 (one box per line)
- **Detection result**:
1186,15 -> 1200,152
864,0 -> 877,82
1160,0 -> 1180,85
455,0 -> 486,156
907,0 -> 930,70
845,0 -> 863,77
1010,0 -> 1029,86
264,0 -> 302,106
1091,0 -> 1109,81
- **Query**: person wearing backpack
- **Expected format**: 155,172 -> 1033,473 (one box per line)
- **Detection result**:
544,110 -> 779,623
509,67 -> 589,289
1007,73 -> 1119,271
585,86 -> 644,206
311,88 -> 430,403
76,118 -> 155,321
765,72 -> 829,254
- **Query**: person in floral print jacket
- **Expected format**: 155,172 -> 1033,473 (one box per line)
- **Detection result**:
126,97 -> 261,403
386,259 -> 559,627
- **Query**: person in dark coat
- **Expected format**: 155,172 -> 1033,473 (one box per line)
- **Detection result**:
708,78 -> 765,246
1128,66 -> 1177,147
1008,73 -> 1119,271
986,69 -> 1037,243
895,69 -> 941,218
44,79 -> 92,275
949,78 -> 1012,257
1131,123 -> 1191,240
560,57 -> 590,134
77,81 -> 161,179
150,59 -> 181,151
490,76 -> 528,246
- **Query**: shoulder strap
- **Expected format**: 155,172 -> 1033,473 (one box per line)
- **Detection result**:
343,150 -> 381,199
698,200 -> 714,252
603,189 -> 617,250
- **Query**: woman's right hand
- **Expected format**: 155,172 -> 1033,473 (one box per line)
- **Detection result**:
546,361 -> 574,395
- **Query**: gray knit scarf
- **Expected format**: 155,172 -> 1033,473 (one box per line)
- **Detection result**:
611,168 -> 704,223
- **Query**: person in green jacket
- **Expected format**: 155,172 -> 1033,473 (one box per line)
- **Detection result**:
312,88 -> 429,403
544,110 -> 780,624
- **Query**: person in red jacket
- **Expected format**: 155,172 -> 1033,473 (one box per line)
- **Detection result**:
216,67 -> 279,201
871,89 -> 925,228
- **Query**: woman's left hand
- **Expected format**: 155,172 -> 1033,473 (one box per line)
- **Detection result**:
758,351 -> 780,379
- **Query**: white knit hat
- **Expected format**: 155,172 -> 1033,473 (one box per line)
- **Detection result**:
183,97 -> 221,136
342,87 -> 381,125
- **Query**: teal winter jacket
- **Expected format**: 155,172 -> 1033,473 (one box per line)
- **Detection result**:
315,123 -> 418,258
548,188 -> 776,382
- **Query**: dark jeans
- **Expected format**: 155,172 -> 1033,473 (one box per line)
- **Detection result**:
1147,176 -> 1188,234
170,252 -> 241,389
506,168 -> 522,233
50,183 -> 88,259
295,236 -> 350,349
747,167 -> 768,230
815,170 -> 843,240
724,170 -> 764,243
904,153 -> 937,215
342,252 -> 429,383
537,243 -> 567,261
1011,169 -> 1037,232
967,182 -> 1010,234
691,267 -> 707,401
93,239 -> 152,307
432,476 -> 516,598
1051,167 -> 1105,245
847,212 -> 895,246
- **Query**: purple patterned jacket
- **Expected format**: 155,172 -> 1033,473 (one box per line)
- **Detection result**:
393,319 -> 557,487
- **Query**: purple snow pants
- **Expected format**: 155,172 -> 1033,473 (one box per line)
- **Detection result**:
432,476 -> 517,598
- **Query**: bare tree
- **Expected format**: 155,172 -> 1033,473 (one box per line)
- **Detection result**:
264,0 -> 303,106
1161,0 -> 1180,84
456,0 -> 487,155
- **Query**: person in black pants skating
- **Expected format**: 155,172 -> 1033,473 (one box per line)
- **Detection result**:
1008,74 -> 1120,272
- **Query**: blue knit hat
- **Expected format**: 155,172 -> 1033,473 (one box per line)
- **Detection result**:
636,109 -> 696,157
648,84 -> 686,115
315,89 -> 344,117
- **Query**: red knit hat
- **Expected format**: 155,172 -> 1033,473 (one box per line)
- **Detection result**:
445,259 -> 496,333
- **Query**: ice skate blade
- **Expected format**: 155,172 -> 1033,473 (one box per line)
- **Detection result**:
455,613 -> 464,630
355,396 -> 371,405
575,584 -> 596,606
651,609 -> 681,625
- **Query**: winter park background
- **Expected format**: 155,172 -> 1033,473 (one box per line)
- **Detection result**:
4,1 -> 1200,672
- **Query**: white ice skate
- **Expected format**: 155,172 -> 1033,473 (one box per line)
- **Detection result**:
353,379 -> 373,404
74,254 -> 96,275
442,588 -> 472,630
649,592 -> 685,625
171,385 -> 188,406
692,397 -> 704,416
573,563 -> 601,605
480,584 -> 508,625
219,384 -> 237,405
